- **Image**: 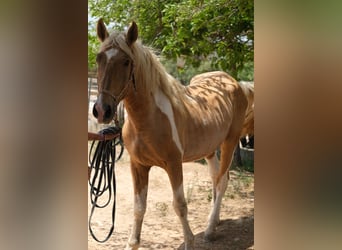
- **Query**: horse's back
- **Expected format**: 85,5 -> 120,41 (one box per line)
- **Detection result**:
188,71 -> 245,107
190,71 -> 236,86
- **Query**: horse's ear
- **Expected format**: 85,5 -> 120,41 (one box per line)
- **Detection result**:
97,18 -> 109,42
126,21 -> 138,46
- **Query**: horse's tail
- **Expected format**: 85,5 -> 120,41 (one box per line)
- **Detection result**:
238,81 -> 254,137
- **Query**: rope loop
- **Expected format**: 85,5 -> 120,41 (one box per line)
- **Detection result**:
88,126 -> 123,243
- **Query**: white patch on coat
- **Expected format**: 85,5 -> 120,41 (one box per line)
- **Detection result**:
173,183 -> 186,216
105,48 -> 119,61
175,183 -> 184,199
134,186 -> 148,218
153,89 -> 183,155
206,154 -> 219,180
206,170 -> 228,236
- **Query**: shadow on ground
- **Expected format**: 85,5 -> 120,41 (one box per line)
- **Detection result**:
177,215 -> 254,250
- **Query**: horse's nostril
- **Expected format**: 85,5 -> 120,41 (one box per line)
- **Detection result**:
104,105 -> 112,120
93,104 -> 98,118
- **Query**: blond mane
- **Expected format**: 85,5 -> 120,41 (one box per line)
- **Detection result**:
101,31 -> 187,112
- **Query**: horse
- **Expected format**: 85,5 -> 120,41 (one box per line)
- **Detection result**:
92,19 -> 248,250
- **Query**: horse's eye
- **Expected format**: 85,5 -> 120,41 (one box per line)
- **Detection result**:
124,60 -> 130,66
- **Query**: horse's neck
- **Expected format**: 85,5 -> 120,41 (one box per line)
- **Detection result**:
123,50 -> 181,129
123,76 -> 158,130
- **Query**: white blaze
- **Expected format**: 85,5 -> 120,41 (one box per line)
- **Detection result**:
105,48 -> 119,61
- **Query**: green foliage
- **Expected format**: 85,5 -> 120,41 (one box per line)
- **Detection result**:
161,56 -> 214,84
88,0 -> 254,80
88,24 -> 99,71
238,61 -> 254,81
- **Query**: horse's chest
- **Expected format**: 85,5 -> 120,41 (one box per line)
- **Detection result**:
123,90 -> 184,166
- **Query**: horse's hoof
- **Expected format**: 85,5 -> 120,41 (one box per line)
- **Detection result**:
184,234 -> 195,250
125,242 -> 139,250
184,246 -> 195,250
184,243 -> 195,250
204,231 -> 216,242
125,246 -> 138,250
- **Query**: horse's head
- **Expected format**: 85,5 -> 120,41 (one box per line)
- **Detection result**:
93,19 -> 138,124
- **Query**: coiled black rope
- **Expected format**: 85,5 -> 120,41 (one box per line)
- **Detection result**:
88,126 -> 123,243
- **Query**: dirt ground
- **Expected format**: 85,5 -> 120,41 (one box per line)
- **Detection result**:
88,149 -> 254,250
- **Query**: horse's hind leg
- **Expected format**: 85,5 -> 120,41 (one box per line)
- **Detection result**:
126,161 -> 151,250
204,135 -> 240,241
205,152 -> 220,220
165,162 -> 194,250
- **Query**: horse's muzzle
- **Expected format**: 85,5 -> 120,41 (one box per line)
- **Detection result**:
93,102 -> 114,124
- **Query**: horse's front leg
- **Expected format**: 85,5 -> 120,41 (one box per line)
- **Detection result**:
166,162 -> 194,250
126,161 -> 151,250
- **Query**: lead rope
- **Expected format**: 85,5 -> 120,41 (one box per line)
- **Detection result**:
88,126 -> 122,243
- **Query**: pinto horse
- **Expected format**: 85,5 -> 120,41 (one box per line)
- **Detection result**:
92,19 -> 248,250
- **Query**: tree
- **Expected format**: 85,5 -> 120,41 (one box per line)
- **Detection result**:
88,0 -> 253,80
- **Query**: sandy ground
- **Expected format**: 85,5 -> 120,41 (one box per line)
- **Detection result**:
88,150 -> 254,250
